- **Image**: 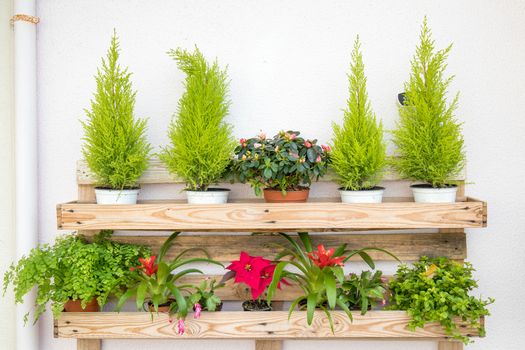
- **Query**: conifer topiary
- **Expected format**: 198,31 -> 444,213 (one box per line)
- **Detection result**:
161,47 -> 235,191
81,31 -> 151,189
331,36 -> 386,191
392,18 -> 465,188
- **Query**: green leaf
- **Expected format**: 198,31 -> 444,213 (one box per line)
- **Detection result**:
159,232 -> 180,261
325,270 -> 337,309
267,261 -> 288,303
136,282 -> 147,311
298,232 -> 313,252
306,292 -> 317,325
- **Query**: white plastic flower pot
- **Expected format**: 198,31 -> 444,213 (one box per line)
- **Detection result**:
186,188 -> 230,204
94,188 -> 140,204
339,187 -> 385,203
411,184 -> 458,203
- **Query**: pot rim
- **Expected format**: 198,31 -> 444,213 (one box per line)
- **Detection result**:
185,188 -> 231,192
338,186 -> 385,192
410,183 -> 458,189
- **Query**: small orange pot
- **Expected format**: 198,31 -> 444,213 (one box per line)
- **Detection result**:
64,298 -> 100,312
263,188 -> 310,203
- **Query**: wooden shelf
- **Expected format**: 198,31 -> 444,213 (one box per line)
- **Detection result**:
55,311 -> 482,340
57,197 -> 486,231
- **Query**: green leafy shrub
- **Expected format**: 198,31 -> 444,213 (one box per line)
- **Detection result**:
2,231 -> 150,324
331,37 -> 386,190
392,18 -> 465,188
339,270 -> 386,315
188,278 -> 224,311
234,131 -> 330,195
160,47 -> 235,191
388,256 -> 493,344
81,30 -> 152,189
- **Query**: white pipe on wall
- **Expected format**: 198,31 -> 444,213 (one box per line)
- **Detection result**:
13,0 -> 39,349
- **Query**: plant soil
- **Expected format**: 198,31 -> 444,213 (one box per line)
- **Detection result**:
242,300 -> 272,311
410,183 -> 457,189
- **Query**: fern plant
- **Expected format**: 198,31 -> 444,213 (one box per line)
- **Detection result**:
160,47 -> 235,191
392,18 -> 465,188
81,31 -> 151,189
331,36 -> 386,190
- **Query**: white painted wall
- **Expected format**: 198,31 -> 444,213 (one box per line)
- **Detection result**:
0,0 -> 16,349
35,1 -> 525,349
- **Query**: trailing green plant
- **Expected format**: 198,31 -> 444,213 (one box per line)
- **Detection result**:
331,36 -> 386,190
392,17 -> 465,188
267,232 -> 398,332
160,47 -> 235,191
2,231 -> 150,324
188,278 -> 224,311
388,256 -> 493,344
81,30 -> 151,189
116,232 -> 223,321
338,270 -> 386,315
234,131 -> 330,195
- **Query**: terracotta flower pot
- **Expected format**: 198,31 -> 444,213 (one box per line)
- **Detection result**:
263,188 -> 310,203
64,298 -> 100,312
148,300 -> 175,313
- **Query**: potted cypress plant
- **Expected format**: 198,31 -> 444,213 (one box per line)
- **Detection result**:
2,231 -> 150,324
331,36 -> 387,203
81,31 -> 152,204
234,131 -> 330,202
160,47 -> 235,204
392,18 -> 465,203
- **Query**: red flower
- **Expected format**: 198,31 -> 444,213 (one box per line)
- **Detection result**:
307,244 -> 345,268
130,255 -> 158,276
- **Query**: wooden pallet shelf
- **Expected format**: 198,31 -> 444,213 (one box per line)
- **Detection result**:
55,311 -> 483,340
57,197 -> 486,231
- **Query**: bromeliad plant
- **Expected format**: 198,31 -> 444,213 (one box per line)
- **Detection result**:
234,131 -> 330,196
338,270 -> 387,315
267,232 -> 397,332
388,256 -> 493,344
188,278 -> 224,312
392,17 -> 465,188
81,30 -> 151,192
116,232 -> 223,326
3,231 -> 150,324
331,36 -> 386,192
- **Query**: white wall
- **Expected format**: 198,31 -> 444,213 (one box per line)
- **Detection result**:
0,0 -> 16,349
36,1 -> 525,349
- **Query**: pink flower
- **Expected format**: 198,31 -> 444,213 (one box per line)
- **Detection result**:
381,299 -> 386,306
177,319 -> 185,335
194,303 -> 202,318
258,131 -> 266,140
240,138 -> 247,147
290,133 -> 297,140
315,155 -> 322,163
304,140 -> 312,148
253,143 -> 262,148
321,144 -> 331,152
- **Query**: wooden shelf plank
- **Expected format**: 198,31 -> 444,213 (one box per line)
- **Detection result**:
55,311 -> 482,340
57,198 -> 485,231
108,232 -> 467,262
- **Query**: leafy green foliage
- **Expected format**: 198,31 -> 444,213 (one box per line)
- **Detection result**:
160,47 -> 235,191
331,37 -> 386,190
339,270 -> 386,315
81,30 -> 151,189
2,232 -> 150,324
388,256 -> 493,344
267,232 -> 397,333
188,278 -> 224,311
234,131 -> 330,195
392,18 -> 465,187
116,232 -> 223,319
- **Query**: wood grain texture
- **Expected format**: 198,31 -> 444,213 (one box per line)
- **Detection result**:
256,340 -> 282,350
107,232 -> 467,262
56,311 -> 482,340
77,159 -> 466,185
56,199 -> 485,231
438,341 -> 464,350
76,339 -> 101,350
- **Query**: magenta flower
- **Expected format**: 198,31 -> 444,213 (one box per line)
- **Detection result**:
177,319 -> 185,335
194,303 -> 202,318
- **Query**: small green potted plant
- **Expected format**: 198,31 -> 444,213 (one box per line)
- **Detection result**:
392,18 -> 465,203
388,256 -> 493,344
81,31 -> 151,204
160,47 -> 235,204
338,270 -> 387,314
267,232 -> 397,332
2,231 -> 150,324
331,36 -> 386,203
234,131 -> 330,202
116,232 -> 223,332
188,278 -> 224,312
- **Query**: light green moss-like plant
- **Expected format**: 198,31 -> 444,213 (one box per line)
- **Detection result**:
331,37 -> 386,190
161,47 -> 235,191
392,18 -> 465,188
81,31 -> 151,189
